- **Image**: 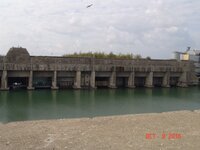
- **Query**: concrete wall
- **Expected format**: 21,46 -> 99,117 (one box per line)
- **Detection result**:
2,60 -> 191,72
0,56 -> 4,70
0,56 -> 4,63
0,47 -> 199,90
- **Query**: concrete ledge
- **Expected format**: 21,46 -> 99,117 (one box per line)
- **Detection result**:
73,86 -> 81,89
108,86 -> 117,89
90,86 -> 97,89
27,87 -> 35,90
162,85 -> 170,88
0,88 -> 9,91
51,87 -> 59,90
177,84 -> 188,88
145,85 -> 154,88
127,85 -> 135,88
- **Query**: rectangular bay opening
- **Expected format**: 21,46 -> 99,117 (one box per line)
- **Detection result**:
8,77 -> 28,89
33,77 -> 52,89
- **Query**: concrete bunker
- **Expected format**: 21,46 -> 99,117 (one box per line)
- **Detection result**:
57,77 -> 74,89
7,71 -> 29,89
170,77 -> 179,87
0,47 -> 198,90
116,71 -> 130,88
33,71 -> 52,89
5,47 -> 30,64
33,77 -> 52,89
95,72 -> 110,88
57,71 -> 75,89
134,77 -> 146,87
153,77 -> 163,87
8,77 -> 28,89
81,71 -> 90,88
116,77 -> 128,88
95,77 -> 109,88
0,72 -> 2,88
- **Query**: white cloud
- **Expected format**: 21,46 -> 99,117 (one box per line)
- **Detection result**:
166,26 -> 178,33
0,0 -> 200,58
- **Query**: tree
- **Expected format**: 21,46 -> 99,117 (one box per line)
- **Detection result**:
134,54 -> 142,59
146,56 -> 151,60
63,51 -> 143,59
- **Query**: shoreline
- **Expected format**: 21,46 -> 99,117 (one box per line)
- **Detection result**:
1,109 -> 200,124
1,110 -> 200,149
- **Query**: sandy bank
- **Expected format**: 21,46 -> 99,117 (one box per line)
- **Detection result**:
0,110 -> 200,150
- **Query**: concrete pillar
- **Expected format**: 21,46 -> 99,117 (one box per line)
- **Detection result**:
162,72 -> 170,88
127,71 -> 135,88
109,71 -> 117,88
73,70 -> 81,89
177,71 -> 188,87
90,71 -> 96,89
145,71 -> 154,88
51,70 -> 59,90
1,70 -> 9,90
27,71 -> 34,90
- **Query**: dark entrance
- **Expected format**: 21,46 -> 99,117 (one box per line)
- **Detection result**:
8,77 -> 28,89
153,77 -> 163,87
116,77 -> 128,88
170,77 -> 179,86
95,77 -> 109,88
135,77 -> 145,87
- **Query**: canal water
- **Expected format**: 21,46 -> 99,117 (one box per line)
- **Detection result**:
0,87 -> 200,123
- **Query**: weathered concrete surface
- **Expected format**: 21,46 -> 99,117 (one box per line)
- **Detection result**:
0,110 -> 200,150
1,47 -> 199,89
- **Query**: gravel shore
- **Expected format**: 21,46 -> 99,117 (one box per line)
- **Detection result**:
0,110 -> 200,150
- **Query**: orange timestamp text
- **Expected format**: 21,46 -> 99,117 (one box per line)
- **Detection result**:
146,133 -> 182,140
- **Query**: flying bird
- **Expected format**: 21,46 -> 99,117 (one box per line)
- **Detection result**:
86,4 -> 93,8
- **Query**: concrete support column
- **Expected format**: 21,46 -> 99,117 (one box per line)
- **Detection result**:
1,70 -> 9,90
27,71 -> 34,90
73,70 -> 81,89
90,71 -> 96,89
162,72 -> 170,88
127,71 -> 135,88
145,71 -> 154,88
51,70 -> 59,90
177,71 -> 188,87
109,71 -> 117,88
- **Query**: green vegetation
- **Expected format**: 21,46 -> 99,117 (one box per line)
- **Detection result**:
63,52 -> 142,59
146,56 -> 151,60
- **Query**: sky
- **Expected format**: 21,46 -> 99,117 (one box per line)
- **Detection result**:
0,0 -> 200,58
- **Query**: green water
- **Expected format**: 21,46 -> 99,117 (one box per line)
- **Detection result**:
0,87 -> 200,123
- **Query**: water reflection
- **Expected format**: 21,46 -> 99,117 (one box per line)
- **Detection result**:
90,90 -> 95,113
6,91 -> 29,122
0,87 -> 200,122
51,90 -> 57,118
28,91 -> 33,119
0,92 -> 8,122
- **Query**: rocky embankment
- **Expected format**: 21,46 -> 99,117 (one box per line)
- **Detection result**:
0,110 -> 200,150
